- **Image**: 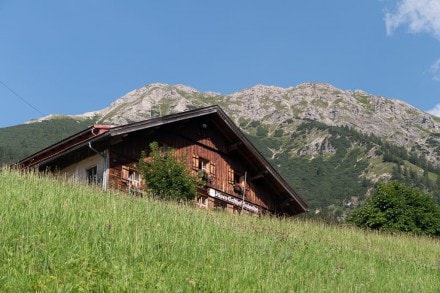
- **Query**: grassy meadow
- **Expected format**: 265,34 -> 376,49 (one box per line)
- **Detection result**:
0,169 -> 439,292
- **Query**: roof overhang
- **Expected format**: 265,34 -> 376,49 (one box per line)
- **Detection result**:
17,125 -> 111,168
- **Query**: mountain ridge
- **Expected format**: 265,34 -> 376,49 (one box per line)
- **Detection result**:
30,82 -> 438,165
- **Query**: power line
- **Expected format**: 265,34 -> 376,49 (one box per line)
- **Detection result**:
0,80 -> 46,116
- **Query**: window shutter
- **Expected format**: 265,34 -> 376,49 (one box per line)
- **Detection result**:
192,155 -> 199,170
121,165 -> 129,180
210,162 -> 216,178
228,168 -> 234,184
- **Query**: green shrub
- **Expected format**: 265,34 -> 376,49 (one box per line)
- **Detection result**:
273,129 -> 284,137
348,181 -> 440,236
256,125 -> 268,137
139,142 -> 198,200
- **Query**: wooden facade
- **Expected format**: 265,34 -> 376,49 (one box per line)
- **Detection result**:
18,106 -> 308,216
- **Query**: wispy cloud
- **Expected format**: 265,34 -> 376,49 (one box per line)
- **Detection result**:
427,104 -> 440,117
430,58 -> 440,81
385,0 -> 440,39
385,1 -> 440,82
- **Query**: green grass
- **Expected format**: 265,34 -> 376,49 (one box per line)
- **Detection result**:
0,169 -> 439,292
367,156 -> 394,177
353,93 -> 375,113
311,99 -> 329,108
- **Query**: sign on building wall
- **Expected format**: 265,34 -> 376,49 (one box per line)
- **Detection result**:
208,188 -> 259,213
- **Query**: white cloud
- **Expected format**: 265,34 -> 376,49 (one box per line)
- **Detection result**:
385,0 -> 440,39
427,104 -> 440,117
430,58 -> 440,81
385,1 -> 440,115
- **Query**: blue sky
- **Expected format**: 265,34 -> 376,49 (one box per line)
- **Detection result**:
1,0 -> 440,127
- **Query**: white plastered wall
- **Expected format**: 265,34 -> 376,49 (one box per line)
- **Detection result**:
60,153 -> 107,188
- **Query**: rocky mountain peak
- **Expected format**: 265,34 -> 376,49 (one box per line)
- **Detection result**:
41,82 -> 439,164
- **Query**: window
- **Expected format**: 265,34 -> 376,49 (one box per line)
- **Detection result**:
193,155 -> 215,182
197,196 -> 208,208
214,198 -> 227,210
122,165 -> 143,189
234,173 -> 243,185
128,170 -> 142,188
86,166 -> 97,184
231,171 -> 249,196
199,157 -> 209,171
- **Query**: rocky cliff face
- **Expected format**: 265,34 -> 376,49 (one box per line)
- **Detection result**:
71,82 -> 439,165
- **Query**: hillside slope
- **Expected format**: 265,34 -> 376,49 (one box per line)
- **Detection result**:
1,169 -> 438,292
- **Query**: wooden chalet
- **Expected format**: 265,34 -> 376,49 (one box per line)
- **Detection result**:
18,106 -> 308,216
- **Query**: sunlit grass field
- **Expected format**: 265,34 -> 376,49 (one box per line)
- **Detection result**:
0,169 -> 439,292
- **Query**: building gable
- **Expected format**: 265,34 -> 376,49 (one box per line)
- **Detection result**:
18,106 -> 308,216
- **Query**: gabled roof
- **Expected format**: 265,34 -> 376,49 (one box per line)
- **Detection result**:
18,105 -> 308,214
